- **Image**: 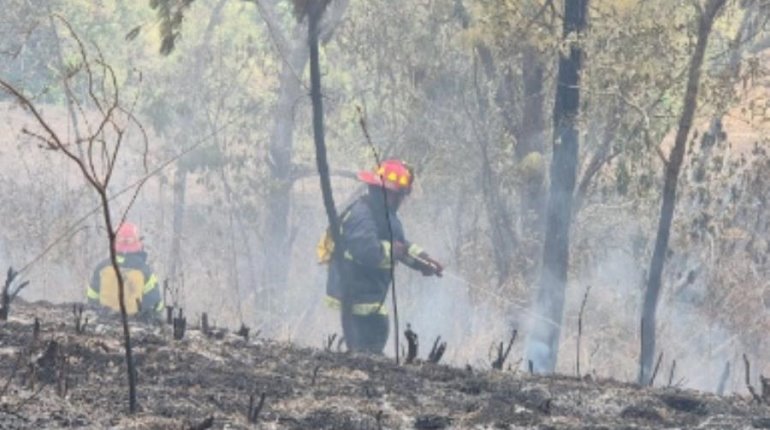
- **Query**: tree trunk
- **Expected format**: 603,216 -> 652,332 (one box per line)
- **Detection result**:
260,0 -> 349,308
168,166 -> 187,305
638,0 -> 725,386
516,45 -> 545,161
262,21 -> 307,312
526,0 -> 587,374
515,46 -> 547,252
165,0 -> 227,306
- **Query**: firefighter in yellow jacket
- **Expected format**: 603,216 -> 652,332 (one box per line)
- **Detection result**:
86,222 -> 163,317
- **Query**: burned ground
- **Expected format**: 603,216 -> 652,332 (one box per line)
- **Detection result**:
0,300 -> 767,429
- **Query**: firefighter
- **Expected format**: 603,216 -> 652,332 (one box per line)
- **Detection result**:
86,222 -> 163,318
321,159 -> 443,354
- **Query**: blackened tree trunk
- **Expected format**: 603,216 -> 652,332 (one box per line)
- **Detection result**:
638,0 -> 726,386
526,0 -> 587,374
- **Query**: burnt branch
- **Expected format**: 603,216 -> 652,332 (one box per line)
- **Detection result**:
236,324 -> 250,342
324,333 -> 338,352
72,304 -> 87,334
492,329 -> 518,370
0,267 -> 29,321
55,349 -> 69,398
744,354 -> 763,403
428,336 -> 447,364
200,313 -> 210,337
173,308 -> 187,340
761,375 -> 770,404
247,392 -> 267,423
668,360 -> 677,387
311,365 -> 321,386
166,304 -> 174,325
649,351 -> 663,387
576,285 -> 591,377
405,324 -> 419,365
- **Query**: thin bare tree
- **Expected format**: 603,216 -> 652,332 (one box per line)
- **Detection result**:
0,16 -> 149,413
637,0 -> 727,386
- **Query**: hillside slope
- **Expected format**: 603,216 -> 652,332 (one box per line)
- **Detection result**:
0,300 -> 768,429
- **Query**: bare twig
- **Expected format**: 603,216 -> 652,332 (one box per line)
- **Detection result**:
236,323 -> 250,342
357,106 -> 400,364
311,364 -> 321,386
667,360 -> 677,387
649,351 -> 663,387
743,354 -> 762,403
201,313 -> 210,337
761,375 -> 770,404
492,329 -> 518,370
405,324 -> 418,364
55,349 -> 69,398
247,392 -> 267,423
165,304 -> 174,325
576,285 -> 591,377
72,304 -> 87,334
173,308 -> 187,340
324,333 -> 337,351
0,267 -> 29,321
428,336 -> 447,364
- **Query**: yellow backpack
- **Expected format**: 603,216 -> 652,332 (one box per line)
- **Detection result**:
316,206 -> 353,264
316,228 -> 335,264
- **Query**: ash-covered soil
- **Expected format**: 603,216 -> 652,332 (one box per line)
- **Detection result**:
0,300 -> 768,429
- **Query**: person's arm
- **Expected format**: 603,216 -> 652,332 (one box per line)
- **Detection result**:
398,241 -> 443,277
139,268 -> 164,316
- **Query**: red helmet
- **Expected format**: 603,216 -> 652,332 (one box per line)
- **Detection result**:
357,159 -> 414,193
115,222 -> 143,254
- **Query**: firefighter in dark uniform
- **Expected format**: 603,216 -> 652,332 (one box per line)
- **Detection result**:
321,160 -> 443,353
86,222 -> 163,318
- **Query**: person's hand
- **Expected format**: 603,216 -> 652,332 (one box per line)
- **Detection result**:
417,253 -> 443,277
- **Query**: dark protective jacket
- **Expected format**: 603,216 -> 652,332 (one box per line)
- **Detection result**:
326,192 -> 424,315
86,251 -> 163,316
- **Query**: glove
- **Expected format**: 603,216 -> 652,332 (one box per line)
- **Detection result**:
416,252 -> 443,277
